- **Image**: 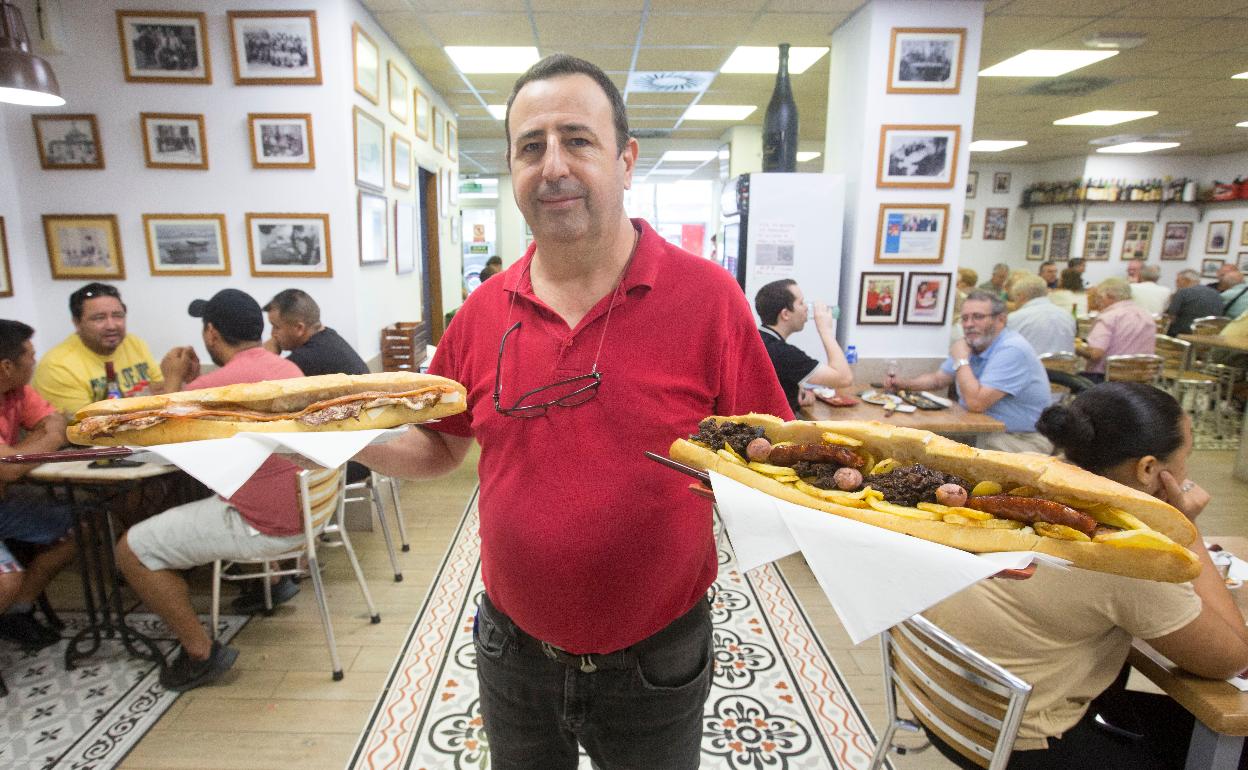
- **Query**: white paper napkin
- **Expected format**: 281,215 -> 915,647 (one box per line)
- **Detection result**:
710,471 -> 1061,644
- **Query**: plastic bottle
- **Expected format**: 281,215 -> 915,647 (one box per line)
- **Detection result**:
1183,179 -> 1196,202
845,345 -> 858,365
104,361 -> 122,399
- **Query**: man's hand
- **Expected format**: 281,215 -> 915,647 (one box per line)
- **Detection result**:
263,337 -> 281,354
883,372 -> 903,392
160,346 -> 199,390
812,301 -> 835,334
949,339 -> 971,361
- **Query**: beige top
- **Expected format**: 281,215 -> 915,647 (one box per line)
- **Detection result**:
924,562 -> 1200,750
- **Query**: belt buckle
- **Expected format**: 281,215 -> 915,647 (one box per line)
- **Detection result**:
541,640 -> 598,673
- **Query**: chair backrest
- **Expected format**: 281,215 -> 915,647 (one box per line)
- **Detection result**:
299,467 -> 346,538
1038,351 -> 1079,374
1154,335 -> 1192,372
1154,313 -> 1172,334
1105,353 -> 1164,384
881,614 -> 1031,770
1191,315 -> 1232,336
1075,315 -> 1095,339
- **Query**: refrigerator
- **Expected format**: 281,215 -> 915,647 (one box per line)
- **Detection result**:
720,173 -> 846,358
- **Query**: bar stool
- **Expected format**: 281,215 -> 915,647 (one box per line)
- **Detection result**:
1156,336 -> 1221,437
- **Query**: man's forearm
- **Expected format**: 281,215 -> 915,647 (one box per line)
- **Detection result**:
899,371 -> 951,392
355,426 -> 469,480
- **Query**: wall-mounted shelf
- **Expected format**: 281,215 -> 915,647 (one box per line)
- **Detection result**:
1019,198 -> 1248,224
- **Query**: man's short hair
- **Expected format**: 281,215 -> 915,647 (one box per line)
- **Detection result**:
992,262 -> 1009,273
1140,264 -> 1161,282
1039,261 -> 1055,271
1068,258 -> 1086,268
69,282 -> 123,321
1059,268 -> 1083,291
1011,275 -> 1049,303
485,256 -> 502,267
263,288 -> 320,326
755,279 -> 798,326
504,53 -> 630,163
963,289 -> 1007,316
1097,277 -> 1133,301
1177,268 -> 1200,282
0,319 -> 33,363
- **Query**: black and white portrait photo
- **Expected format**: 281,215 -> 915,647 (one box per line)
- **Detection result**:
143,215 -> 229,276
228,11 -> 322,85
33,114 -> 104,169
247,214 -> 332,278
878,125 -> 960,188
141,113 -> 207,169
43,215 -> 125,279
117,11 -> 210,83
888,28 -> 965,94
249,114 -> 314,168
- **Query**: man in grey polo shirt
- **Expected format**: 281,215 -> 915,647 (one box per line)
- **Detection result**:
1008,275 -> 1075,356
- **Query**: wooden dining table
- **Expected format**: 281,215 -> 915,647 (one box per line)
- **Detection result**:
801,391 -> 1006,436
1128,535 -> 1248,770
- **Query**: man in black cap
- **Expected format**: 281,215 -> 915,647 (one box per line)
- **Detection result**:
116,289 -> 304,692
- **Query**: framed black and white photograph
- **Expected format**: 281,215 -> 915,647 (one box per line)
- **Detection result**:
1083,221 -> 1114,260
228,10 -> 321,85
246,213 -> 332,278
0,218 -> 12,298
887,28 -> 965,95
874,203 -> 948,264
392,134 -> 412,190
414,86 -> 431,141
1237,252 -> 1248,272
395,201 -> 418,275
354,107 -> 385,192
433,106 -> 446,153
1206,220 -> 1232,254
352,23 -> 380,103
983,207 -> 1008,241
359,191 -> 388,266
1161,221 -> 1193,261
966,170 -> 977,199
142,214 -> 229,276
140,113 -> 206,170
877,124 -> 959,189
32,114 -> 104,170
993,172 -> 1011,195
1049,223 -> 1073,259
116,10 -> 211,84
42,214 -> 125,280
904,272 -> 952,325
388,61 -> 408,122
1026,224 -> 1047,260
858,272 -> 903,325
447,122 -> 457,161
961,209 -> 973,239
248,113 -> 314,169
1121,221 -> 1154,259
1202,258 -> 1226,279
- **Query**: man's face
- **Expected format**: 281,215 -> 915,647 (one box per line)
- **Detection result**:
1,340 -> 37,390
74,296 -> 126,355
508,74 -> 638,246
267,309 -> 302,352
992,267 -> 1008,286
959,299 -> 1005,353
785,285 -> 808,331
1127,261 -> 1142,282
203,324 -> 225,368
1040,264 -> 1058,284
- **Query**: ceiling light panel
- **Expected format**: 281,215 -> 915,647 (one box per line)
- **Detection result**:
1053,110 -> 1158,126
659,150 -> 718,162
969,140 -> 1028,152
720,46 -> 829,75
444,46 -> 540,74
796,151 -> 821,162
683,105 -> 757,120
1096,142 -> 1181,154
487,105 -> 507,120
979,50 -> 1117,78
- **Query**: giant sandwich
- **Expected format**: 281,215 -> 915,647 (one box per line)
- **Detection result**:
68,372 -> 466,446
670,414 -> 1200,583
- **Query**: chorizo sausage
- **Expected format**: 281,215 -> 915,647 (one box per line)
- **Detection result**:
965,495 -> 1097,536
766,443 -> 865,469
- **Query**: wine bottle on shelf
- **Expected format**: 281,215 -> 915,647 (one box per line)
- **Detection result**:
762,43 -> 798,173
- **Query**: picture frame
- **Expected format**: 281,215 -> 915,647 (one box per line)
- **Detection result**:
0,217 -> 12,298
1049,222 -> 1073,259
248,113 -> 315,169
1202,258 -> 1226,279
965,170 -> 977,199
392,134 -> 412,190
1237,252 -> 1248,272
873,203 -> 948,264
887,28 -> 965,95
358,191 -> 388,266
32,114 -> 104,170
142,213 -> 229,276
353,23 -> 379,103
387,61 -> 408,122
447,121 -> 458,161
1026,224 -> 1048,260
1083,221 -> 1114,260
962,209 -> 973,239
43,214 -> 125,280
448,167 -> 459,206
858,272 -> 904,325
432,107 -> 446,153
246,213 -> 332,278
903,271 -> 952,325
227,10 -> 321,85
993,172 -> 1011,195
1160,221 -> 1193,260
413,86 -> 431,141
116,10 -> 211,84
140,112 -> 207,170
1242,223 -> 1248,247
877,124 -> 960,189
354,107 -> 385,192
1206,220 -> 1232,254
983,207 -> 1008,241
395,201 -> 418,275
1121,220 -> 1154,260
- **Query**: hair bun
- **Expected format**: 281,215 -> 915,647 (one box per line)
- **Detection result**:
1036,403 -> 1094,451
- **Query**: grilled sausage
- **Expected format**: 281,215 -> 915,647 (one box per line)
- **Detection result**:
766,443 -> 865,469
965,495 -> 1097,536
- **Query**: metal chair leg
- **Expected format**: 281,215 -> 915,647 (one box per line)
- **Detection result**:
210,560 -> 221,641
335,502 -> 380,625
383,474 -> 410,552
305,553 -> 344,681
261,561 -> 274,614
370,483 -> 402,582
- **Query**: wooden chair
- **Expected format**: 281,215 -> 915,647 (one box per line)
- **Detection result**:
1155,336 -> 1221,435
1105,354 -> 1164,386
1191,315 -> 1232,336
1154,313 -> 1172,334
380,321 -> 430,373
869,614 -> 1032,770
1076,315 -> 1096,340
1038,351 -> 1079,374
211,467 -> 379,681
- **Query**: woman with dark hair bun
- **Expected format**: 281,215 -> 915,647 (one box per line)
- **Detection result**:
924,383 -> 1248,769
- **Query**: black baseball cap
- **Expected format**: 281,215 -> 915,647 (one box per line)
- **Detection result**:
188,289 -> 264,341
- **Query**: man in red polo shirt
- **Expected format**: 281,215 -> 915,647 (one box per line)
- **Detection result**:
358,55 -> 789,769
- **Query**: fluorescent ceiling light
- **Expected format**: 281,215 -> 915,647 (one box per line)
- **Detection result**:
648,168 -> 692,175
796,151 -> 821,162
979,49 -> 1117,77
1234,72 -> 1248,79
683,105 -> 756,121
659,150 -> 718,162
487,104 -> 507,120
721,46 -> 828,74
1053,110 -> 1157,126
969,140 -> 1028,152
1096,141 -> 1180,154
444,46 -> 540,74
1238,121 -> 1248,128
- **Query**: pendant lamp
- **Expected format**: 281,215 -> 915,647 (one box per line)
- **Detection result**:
0,1 -> 64,106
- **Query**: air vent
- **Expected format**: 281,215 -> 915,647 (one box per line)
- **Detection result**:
1024,77 -> 1114,97
631,128 -> 672,139
627,71 -> 715,93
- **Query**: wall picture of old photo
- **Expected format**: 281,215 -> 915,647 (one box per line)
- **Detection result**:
874,203 -> 948,264
877,125 -> 960,189
228,10 -> 321,85
116,11 -> 210,84
32,114 -> 104,170
249,113 -> 314,169
1049,223 -> 1073,259
143,214 -> 229,276
43,214 -> 125,279
354,107 -> 385,192
140,113 -> 207,170
887,28 -> 965,95
359,191 -> 388,266
1160,221 -> 1193,260
983,207 -> 1008,240
246,213 -> 332,278
0,218 -> 12,298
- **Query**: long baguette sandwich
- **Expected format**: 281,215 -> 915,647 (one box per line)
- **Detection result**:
670,414 -> 1199,583
68,372 -> 467,446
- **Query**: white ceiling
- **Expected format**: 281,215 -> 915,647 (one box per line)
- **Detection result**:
363,0 -> 1248,176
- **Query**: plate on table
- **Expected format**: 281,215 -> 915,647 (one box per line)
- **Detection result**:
897,390 -> 948,410
810,387 -> 858,407
858,390 -> 917,413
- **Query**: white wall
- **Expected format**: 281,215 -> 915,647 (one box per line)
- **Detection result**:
958,162 -> 1036,281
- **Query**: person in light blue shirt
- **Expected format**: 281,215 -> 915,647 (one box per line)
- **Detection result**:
886,290 -> 1052,453
1007,275 -> 1076,356
1221,267 -> 1248,320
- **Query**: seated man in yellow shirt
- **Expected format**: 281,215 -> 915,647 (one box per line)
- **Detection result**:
33,283 -> 170,415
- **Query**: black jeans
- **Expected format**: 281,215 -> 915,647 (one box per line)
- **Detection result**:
474,592 -> 713,770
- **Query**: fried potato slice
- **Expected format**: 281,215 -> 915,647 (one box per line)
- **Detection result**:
943,513 -> 1026,529
1035,522 -> 1092,542
870,458 -> 900,476
821,431 -> 863,447
1083,504 -> 1151,532
793,480 -> 869,508
971,480 -> 1003,496
747,460 -> 800,479
717,447 -> 747,466
1008,486 -> 1040,497
867,498 -> 943,521
1093,530 -> 1182,550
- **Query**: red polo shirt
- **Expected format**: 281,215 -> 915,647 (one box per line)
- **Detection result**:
428,219 -> 791,653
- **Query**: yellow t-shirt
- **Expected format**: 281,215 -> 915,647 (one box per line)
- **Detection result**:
33,333 -> 164,414
923,562 -> 1200,750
